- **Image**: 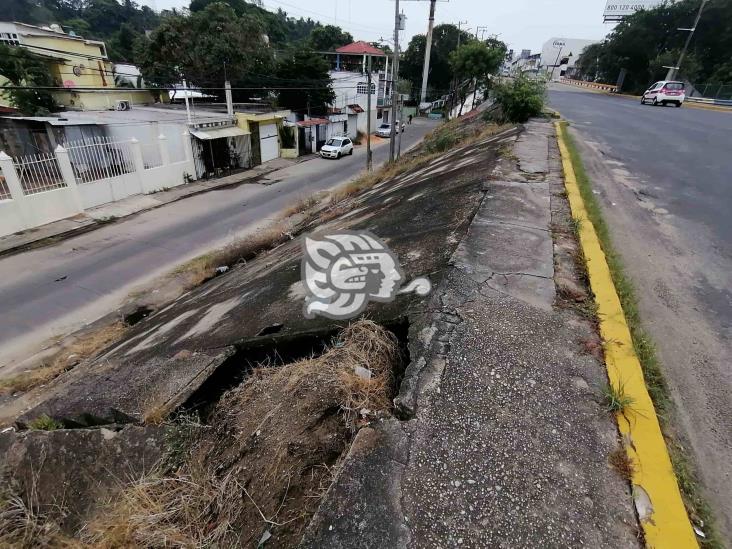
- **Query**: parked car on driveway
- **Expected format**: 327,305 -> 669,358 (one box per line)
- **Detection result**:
320,137 -> 354,159
375,122 -> 405,138
640,81 -> 685,107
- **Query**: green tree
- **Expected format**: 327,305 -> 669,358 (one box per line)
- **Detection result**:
449,40 -> 506,112
136,3 -> 273,100
307,25 -> 353,51
0,44 -> 57,115
106,22 -> 141,62
274,48 -> 335,113
400,24 -> 474,101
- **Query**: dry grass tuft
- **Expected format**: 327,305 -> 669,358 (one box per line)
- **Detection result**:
180,222 -> 293,288
317,204 -> 355,225
84,320 -> 401,548
282,195 -> 319,218
579,335 -> 604,360
0,486 -> 76,548
0,321 -> 128,395
609,447 -> 635,481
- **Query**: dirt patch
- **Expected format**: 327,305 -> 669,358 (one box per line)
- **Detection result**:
80,320 -> 401,548
0,321 -> 128,396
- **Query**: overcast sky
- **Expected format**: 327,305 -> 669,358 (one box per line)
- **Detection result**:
144,0 -> 615,53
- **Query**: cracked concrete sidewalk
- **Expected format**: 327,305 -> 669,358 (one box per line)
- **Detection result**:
302,120 -> 639,548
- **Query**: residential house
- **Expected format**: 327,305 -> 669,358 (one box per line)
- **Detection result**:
0,21 -> 162,112
328,41 -> 394,138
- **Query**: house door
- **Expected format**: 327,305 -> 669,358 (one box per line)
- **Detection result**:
259,123 -> 279,163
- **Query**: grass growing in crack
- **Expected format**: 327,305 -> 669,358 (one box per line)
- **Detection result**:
559,121 -> 722,548
569,216 -> 583,237
177,222 -> 293,289
602,381 -> 635,413
27,414 -> 63,431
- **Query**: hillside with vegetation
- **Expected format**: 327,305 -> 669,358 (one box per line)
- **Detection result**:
6,0 -> 329,61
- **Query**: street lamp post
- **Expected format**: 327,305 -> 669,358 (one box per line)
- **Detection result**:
549,47 -> 563,81
666,0 -> 709,81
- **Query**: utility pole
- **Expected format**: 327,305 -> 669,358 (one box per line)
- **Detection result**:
666,0 -> 709,81
182,78 -> 192,123
450,20 -> 468,119
389,0 -> 401,162
366,54 -> 373,171
419,0 -> 437,104
476,25 -> 488,41
550,47 -> 563,81
456,20 -> 468,48
397,94 -> 403,159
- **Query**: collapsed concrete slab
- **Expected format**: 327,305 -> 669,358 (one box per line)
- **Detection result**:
19,123 -> 520,427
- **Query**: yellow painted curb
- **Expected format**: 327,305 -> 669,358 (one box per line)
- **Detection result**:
554,121 -> 698,549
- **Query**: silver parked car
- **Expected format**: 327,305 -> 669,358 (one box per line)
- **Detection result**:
375,122 -> 405,138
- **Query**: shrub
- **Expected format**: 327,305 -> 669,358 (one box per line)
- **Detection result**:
279,125 -> 296,149
491,76 -> 546,123
426,132 -> 457,153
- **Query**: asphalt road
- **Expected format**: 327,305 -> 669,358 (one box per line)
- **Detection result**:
0,119 -> 437,372
549,83 -> 732,540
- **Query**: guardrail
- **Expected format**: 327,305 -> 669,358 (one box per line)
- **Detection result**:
559,78 -> 618,93
686,96 -> 732,107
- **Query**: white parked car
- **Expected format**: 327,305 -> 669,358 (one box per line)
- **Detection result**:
320,137 -> 354,159
375,122 -> 405,138
640,81 -> 686,107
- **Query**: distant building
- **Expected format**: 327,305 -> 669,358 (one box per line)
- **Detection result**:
510,52 -> 541,77
539,37 -> 600,80
0,21 -> 163,112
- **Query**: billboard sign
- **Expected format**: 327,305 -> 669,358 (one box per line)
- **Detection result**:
603,1 -> 664,20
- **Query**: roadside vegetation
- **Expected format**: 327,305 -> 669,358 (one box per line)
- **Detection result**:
490,76 -> 547,123
558,121 -> 722,548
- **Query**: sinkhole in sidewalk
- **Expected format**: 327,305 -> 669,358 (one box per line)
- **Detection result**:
178,317 -> 411,422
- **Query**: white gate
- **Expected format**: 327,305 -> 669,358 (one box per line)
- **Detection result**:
259,123 -> 279,163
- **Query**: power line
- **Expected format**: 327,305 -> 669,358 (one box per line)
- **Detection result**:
261,0 -> 390,35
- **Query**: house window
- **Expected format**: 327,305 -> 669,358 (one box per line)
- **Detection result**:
357,82 -> 376,95
0,33 -> 20,46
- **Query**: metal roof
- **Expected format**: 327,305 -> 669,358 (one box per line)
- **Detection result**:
296,118 -> 330,127
189,126 -> 249,140
335,41 -> 386,56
